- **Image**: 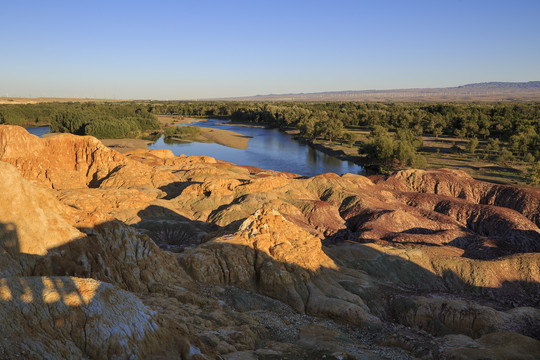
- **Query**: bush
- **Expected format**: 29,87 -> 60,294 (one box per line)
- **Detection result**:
50,110 -> 89,134
342,132 -> 357,146
85,117 -> 142,138
133,115 -> 161,131
523,153 -> 535,163
528,161 -> 540,185
497,148 -> 514,163
361,126 -> 426,168
465,137 -> 479,154
164,126 -> 201,139
450,142 -> 461,153
48,106 -> 161,138
0,103 -> 57,127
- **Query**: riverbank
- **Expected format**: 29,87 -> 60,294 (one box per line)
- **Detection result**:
163,124 -> 250,150
298,128 -> 532,186
197,127 -> 250,149
101,126 -> 250,152
295,136 -> 367,168
158,116 -> 251,149
100,138 -> 155,153
42,132 -> 155,154
156,115 -> 208,125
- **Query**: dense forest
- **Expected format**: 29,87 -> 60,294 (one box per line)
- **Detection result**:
0,102 -> 160,138
1,101 -> 539,183
153,101 -> 540,162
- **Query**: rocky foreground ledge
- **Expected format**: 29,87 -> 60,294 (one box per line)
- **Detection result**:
0,125 -> 539,359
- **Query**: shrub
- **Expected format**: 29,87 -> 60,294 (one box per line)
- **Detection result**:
528,161 -> 540,185
85,117 -> 141,138
523,153 -> 535,163
134,115 -> 161,131
50,110 -> 89,134
497,148 -> 514,163
164,126 -> 201,139
465,137 -> 479,154
49,107 -> 161,138
341,132 -> 357,146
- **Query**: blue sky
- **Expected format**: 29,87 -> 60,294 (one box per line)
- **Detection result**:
1,0 -> 539,99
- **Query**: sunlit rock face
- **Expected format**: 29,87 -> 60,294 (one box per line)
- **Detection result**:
0,125 -> 175,190
0,161 -> 82,257
0,125 -> 539,359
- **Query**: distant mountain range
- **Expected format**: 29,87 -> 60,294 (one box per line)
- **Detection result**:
218,81 -> 540,102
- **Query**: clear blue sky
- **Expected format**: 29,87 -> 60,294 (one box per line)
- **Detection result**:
1,0 -> 539,99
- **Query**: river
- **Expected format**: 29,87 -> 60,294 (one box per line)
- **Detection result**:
26,121 -> 364,177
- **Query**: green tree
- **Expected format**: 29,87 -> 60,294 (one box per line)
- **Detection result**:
528,161 -> 540,185
314,117 -> 343,142
524,153 -> 535,163
485,138 -> 500,156
298,117 -> 316,139
361,126 -> 395,165
342,132 -> 357,146
394,128 -> 425,167
432,126 -> 443,138
465,137 -> 479,154
394,139 -> 416,166
497,148 -> 514,164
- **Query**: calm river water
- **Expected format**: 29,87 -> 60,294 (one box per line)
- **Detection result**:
27,121 -> 364,177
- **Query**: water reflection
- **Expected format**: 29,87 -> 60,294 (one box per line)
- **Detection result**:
307,147 -> 318,165
26,126 -> 50,137
150,120 -> 364,177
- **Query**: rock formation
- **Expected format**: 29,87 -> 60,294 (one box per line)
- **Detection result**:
1,125 -> 539,359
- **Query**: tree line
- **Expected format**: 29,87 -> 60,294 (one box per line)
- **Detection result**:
1,100 -> 539,181
0,102 -> 160,138
5,101 -> 538,157
152,101 -> 540,161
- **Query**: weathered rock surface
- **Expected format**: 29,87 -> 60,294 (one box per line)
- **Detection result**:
371,168 -> 540,228
180,209 -> 379,327
0,276 -> 167,360
0,125 -> 175,190
1,126 -> 539,359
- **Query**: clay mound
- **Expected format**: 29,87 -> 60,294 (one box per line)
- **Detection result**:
181,209 -> 380,327
393,295 -> 540,339
441,332 -> 540,360
372,168 -> 540,227
0,276 -> 166,359
399,192 -> 540,257
0,158 -> 181,293
363,169 -> 540,258
0,162 -> 81,258
0,125 -> 175,190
